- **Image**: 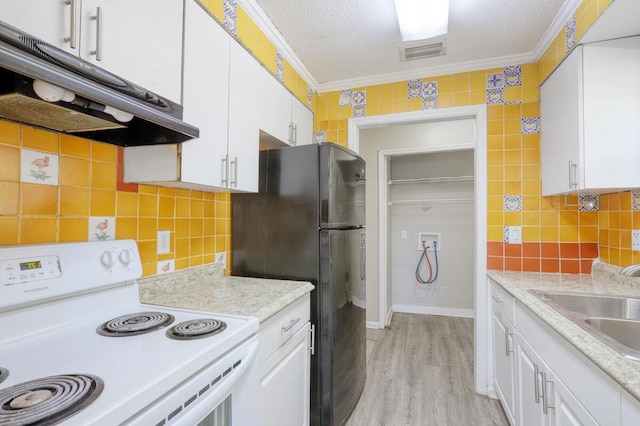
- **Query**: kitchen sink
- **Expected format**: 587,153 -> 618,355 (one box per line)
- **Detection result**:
528,290 -> 640,360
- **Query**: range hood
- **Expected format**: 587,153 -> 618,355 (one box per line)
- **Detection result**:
0,21 -> 198,146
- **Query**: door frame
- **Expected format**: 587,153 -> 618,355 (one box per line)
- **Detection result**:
347,104 -> 489,395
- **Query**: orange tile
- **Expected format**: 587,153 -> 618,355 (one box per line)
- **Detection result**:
116,191 -> 138,217
560,259 -> 580,274
541,258 -> 560,273
20,217 -> 57,244
139,194 -> 158,217
523,258 -> 541,272
90,190 -> 116,216
91,162 -> 117,190
21,183 -> 57,215
22,126 -> 58,153
91,141 -> 117,164
59,134 -> 90,158
580,260 -> 593,274
0,217 -> 19,244
541,242 -> 559,258
0,145 -> 20,181
59,156 -> 90,188
159,196 -> 176,218
116,217 -> 138,240
139,218 -> 157,240
523,242 -> 540,257
505,257 -> 522,271
505,243 -> 522,257
560,242 -> 580,259
487,256 -> 504,270
0,181 -> 19,215
487,241 -> 504,256
59,186 -> 89,216
59,218 -> 88,242
0,120 -> 20,146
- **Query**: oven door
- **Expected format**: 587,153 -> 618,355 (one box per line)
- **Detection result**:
126,336 -> 259,426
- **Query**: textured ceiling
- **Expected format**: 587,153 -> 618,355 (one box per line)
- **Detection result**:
253,0 -> 573,90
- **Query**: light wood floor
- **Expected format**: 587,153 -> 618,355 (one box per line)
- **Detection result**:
345,313 -> 508,426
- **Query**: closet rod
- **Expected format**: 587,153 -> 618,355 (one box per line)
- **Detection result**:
388,176 -> 474,185
388,198 -> 475,206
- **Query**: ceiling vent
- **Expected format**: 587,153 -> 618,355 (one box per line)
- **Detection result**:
400,41 -> 445,61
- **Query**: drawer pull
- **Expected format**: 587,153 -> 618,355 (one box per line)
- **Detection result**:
492,295 -> 503,304
282,318 -> 300,332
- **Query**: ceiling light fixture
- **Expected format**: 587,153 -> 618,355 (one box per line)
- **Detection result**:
394,0 -> 449,41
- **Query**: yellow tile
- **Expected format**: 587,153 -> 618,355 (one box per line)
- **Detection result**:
505,181 -> 522,194
579,226 -> 598,242
620,191 -> 632,211
487,182 -> 503,197
504,135 -> 521,150
59,134 -> 90,158
91,141 -> 117,164
60,186 -> 89,216
116,191 -> 138,217
504,150 -> 521,166
453,74 -> 470,92
504,104 -> 521,120
21,217 -> 57,244
175,258 -> 189,271
215,235 -> 226,252
22,126 -> 58,153
0,181 -> 19,215
191,237 -> 203,256
408,98 -> 422,111
487,120 -> 503,136
116,217 -> 138,240
392,99 -> 409,113
522,134 -> 540,150
522,165 -> 540,180
487,150 -> 503,166
91,162 -> 117,190
139,193 -> 158,217
453,92 -> 470,106
204,236 -> 215,255
0,145 -> 20,181
540,226 -> 559,242
138,240 -> 157,264
59,156 -> 90,188
176,198 -> 190,217
522,85 -> 539,103
621,211 -> 633,230
505,166 -> 521,180
522,211 -> 540,226
522,196 -> 540,211
90,190 -> 116,216
142,263 -> 156,277
59,218 -> 88,242
139,185 -> 158,195
159,187 -> 176,197
559,226 -> 579,242
487,166 -> 503,181
522,226 -> 540,241
522,180 -> 541,196
437,94 -> 453,109
190,256 -> 204,268
470,90 -> 486,105
176,237 -> 189,259
487,211 -> 503,226
437,77 -> 453,94
159,196 -> 176,218
487,226 -> 504,241
139,217 -> 157,240
505,118 -> 521,135
487,136 -> 504,150
0,120 -> 20,146
21,183 -> 57,215
158,218 -> 174,232
191,218 -> 203,237
504,212 -> 522,226
176,218 -> 189,238
204,218 -> 215,236
0,217 -> 19,244
504,86 -> 521,103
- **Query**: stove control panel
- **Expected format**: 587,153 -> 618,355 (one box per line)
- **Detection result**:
0,255 -> 62,286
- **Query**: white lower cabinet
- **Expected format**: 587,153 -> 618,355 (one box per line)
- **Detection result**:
258,294 -> 311,426
491,283 -> 516,424
515,334 -> 547,425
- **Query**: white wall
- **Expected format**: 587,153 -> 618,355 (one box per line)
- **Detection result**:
389,151 -> 475,317
358,119 -> 476,325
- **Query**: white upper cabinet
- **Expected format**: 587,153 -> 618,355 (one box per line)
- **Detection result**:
291,95 -> 313,146
0,0 -> 183,103
540,36 -> 640,196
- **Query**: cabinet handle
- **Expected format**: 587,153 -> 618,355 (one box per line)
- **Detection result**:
288,123 -> 293,145
505,329 -> 514,357
230,156 -> 238,188
542,372 -> 554,415
221,156 -> 228,186
90,7 -> 102,61
292,124 -> 297,146
282,318 -> 300,333
568,160 -> 578,189
491,295 -> 503,304
63,0 -> 77,49
534,364 -> 541,404
309,323 -> 315,355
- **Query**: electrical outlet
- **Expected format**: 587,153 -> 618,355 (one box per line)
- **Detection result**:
507,226 -> 522,244
633,230 -> 640,251
401,230 -> 408,239
215,252 -> 227,268
417,232 -> 441,251
157,230 -> 170,254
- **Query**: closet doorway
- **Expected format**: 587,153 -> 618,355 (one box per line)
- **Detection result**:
348,105 -> 488,395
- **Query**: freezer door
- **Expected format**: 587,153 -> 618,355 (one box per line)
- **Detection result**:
320,144 -> 366,228
318,228 -> 366,425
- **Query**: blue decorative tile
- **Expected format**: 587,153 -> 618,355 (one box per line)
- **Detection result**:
521,117 -> 540,134
633,190 -> 640,211
408,79 -> 423,98
504,65 -> 522,87
486,88 -> 504,104
503,226 -> 510,242
223,0 -> 237,36
422,81 -> 438,97
352,90 -> 366,106
307,87 -> 312,109
504,195 -> 522,212
275,52 -> 284,82
487,73 -> 504,89
566,13 -> 577,53
578,195 -> 599,212
422,95 -> 438,110
313,131 -> 326,144
353,104 -> 366,117
339,89 -> 352,106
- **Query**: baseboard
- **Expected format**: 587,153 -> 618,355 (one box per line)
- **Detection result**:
366,321 -> 381,329
485,383 -> 498,399
386,308 -> 393,326
391,304 -> 475,319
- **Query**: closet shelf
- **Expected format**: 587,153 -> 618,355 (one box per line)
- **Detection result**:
388,198 -> 475,206
388,176 -> 474,185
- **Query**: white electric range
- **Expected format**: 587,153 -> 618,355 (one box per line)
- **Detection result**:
0,240 -> 259,425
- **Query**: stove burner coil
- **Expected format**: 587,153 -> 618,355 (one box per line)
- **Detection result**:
166,319 -> 227,340
0,374 -> 103,425
97,311 -> 175,337
0,368 -> 8,385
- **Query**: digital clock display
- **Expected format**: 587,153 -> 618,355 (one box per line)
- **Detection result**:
19,261 -> 42,271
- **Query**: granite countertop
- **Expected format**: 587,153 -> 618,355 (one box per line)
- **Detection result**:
138,263 -> 314,323
488,263 -> 640,400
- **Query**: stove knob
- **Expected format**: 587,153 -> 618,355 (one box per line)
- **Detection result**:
119,249 -> 132,265
100,250 -> 115,268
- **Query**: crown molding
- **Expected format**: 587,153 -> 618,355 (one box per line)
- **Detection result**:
237,0 -> 319,90
532,0 -> 582,59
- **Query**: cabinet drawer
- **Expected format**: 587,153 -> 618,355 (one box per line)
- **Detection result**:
490,279 -> 514,325
258,294 -> 310,364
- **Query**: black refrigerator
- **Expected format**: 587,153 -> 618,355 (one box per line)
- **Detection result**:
232,143 -> 366,426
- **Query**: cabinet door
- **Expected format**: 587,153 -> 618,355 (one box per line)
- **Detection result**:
548,369 -> 598,426
257,67 -> 292,144
79,0 -> 183,103
516,335 -> 547,426
228,42 -> 260,192
0,0 -> 79,53
181,0 -> 230,188
259,322 -> 311,426
291,96 -> 313,146
492,311 -> 516,424
540,46 -> 582,196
